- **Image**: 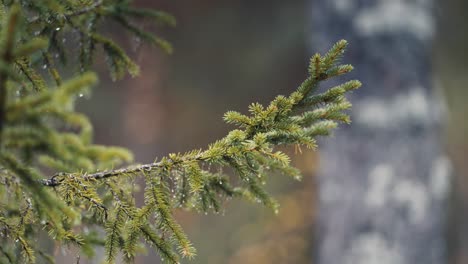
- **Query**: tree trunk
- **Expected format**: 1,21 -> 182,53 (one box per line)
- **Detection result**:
310,1 -> 452,263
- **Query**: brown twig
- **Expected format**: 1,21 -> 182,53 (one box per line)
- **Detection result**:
41,154 -> 208,187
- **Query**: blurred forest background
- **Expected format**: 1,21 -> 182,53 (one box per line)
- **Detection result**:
69,0 -> 468,263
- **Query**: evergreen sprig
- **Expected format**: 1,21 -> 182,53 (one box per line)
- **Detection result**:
0,2 -> 360,263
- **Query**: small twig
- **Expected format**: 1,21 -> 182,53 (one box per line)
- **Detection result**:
41,154 -> 208,187
42,52 -> 61,86
41,143 -> 267,188
67,0 -> 104,18
28,0 -> 104,24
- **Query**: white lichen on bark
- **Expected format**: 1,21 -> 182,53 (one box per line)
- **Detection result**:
430,156 -> 452,199
347,233 -> 403,264
311,0 -> 451,263
354,88 -> 439,128
353,0 -> 434,39
366,163 -> 395,208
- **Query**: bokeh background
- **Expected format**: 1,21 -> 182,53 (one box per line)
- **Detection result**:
73,0 -> 468,263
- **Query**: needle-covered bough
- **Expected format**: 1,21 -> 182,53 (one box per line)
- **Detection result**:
0,2 -> 360,264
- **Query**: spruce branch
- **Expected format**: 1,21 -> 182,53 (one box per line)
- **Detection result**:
0,2 -> 361,263
33,40 -> 359,263
40,40 -> 359,190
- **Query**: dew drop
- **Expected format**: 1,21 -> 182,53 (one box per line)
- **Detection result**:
55,27 -> 61,31
79,93 -> 84,98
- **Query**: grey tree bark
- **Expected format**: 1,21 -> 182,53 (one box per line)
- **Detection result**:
310,1 -> 452,263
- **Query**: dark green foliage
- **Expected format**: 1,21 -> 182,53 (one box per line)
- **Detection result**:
0,1 -> 360,263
